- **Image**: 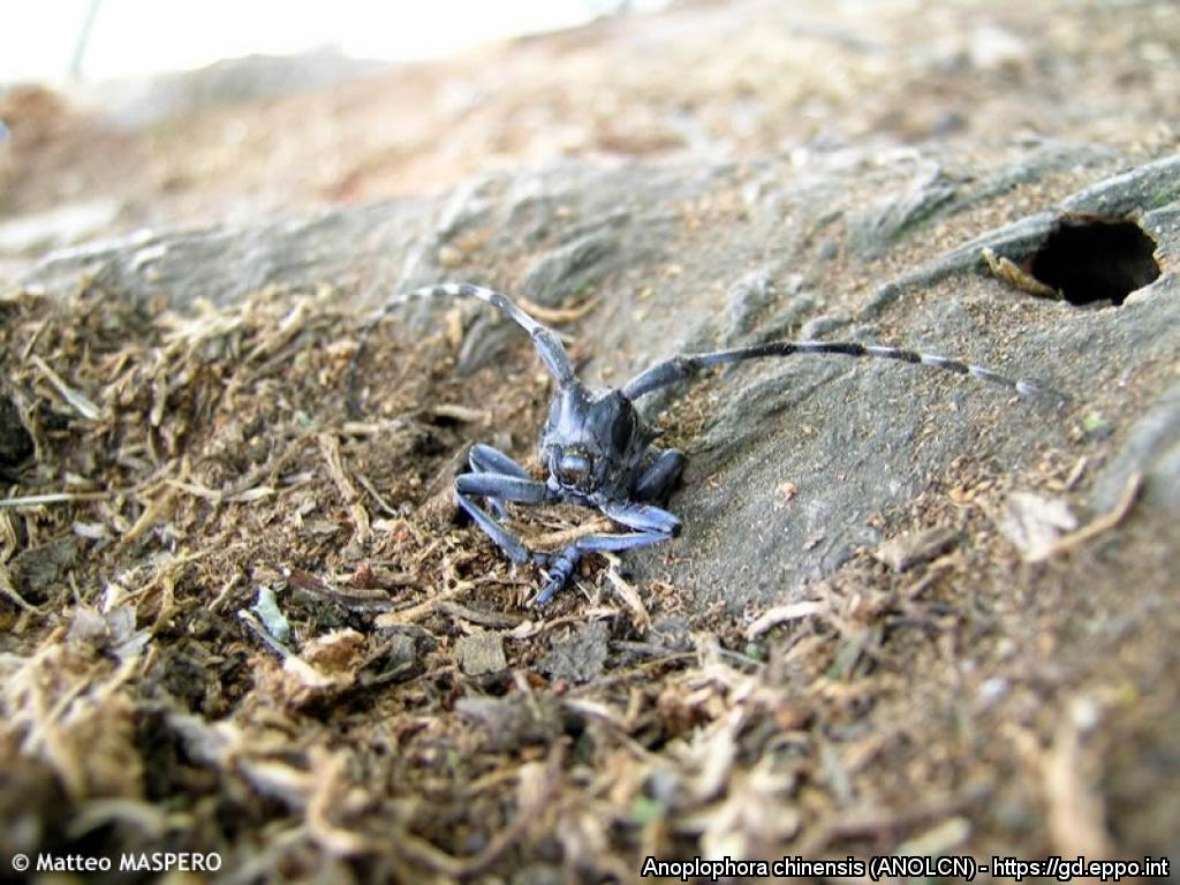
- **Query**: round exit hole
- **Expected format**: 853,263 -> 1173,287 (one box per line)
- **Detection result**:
1029,215 -> 1161,307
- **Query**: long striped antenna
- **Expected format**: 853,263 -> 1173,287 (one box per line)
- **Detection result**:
622,340 -> 1066,405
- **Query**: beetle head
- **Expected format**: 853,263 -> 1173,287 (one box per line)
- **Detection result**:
540,385 -> 645,495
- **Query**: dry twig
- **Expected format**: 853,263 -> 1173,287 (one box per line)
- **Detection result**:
318,432 -> 371,545
1036,471 -> 1143,560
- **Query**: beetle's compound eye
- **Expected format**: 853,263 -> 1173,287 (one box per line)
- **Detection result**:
555,449 -> 593,489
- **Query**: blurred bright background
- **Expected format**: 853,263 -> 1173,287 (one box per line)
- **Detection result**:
2,0 -> 670,84
2,0 -> 1174,268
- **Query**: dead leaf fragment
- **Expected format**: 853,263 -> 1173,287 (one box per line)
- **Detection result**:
995,491 -> 1078,562
303,628 -> 366,675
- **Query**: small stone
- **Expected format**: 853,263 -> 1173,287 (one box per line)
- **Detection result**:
539,620 -> 609,684
873,526 -> 959,572
455,630 -> 508,676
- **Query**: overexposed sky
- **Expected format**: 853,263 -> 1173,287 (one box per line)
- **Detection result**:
2,0 -> 665,84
